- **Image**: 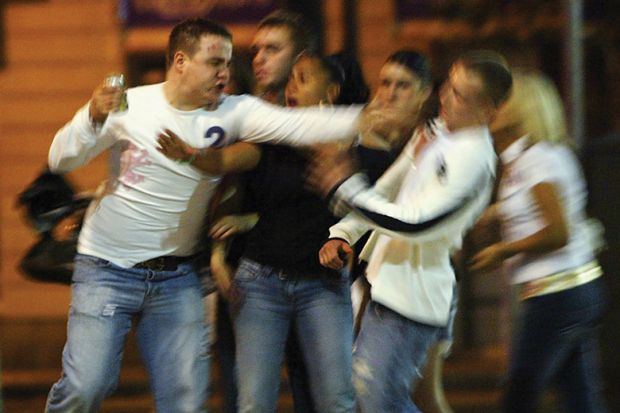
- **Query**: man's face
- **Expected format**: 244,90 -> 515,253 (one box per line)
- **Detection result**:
375,62 -> 429,115
181,34 -> 232,107
252,26 -> 297,93
439,62 -> 491,131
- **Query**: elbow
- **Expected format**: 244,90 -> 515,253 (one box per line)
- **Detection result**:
48,155 -> 79,174
48,158 -> 70,174
47,158 -> 63,173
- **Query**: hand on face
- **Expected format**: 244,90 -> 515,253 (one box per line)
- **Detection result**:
358,99 -> 415,150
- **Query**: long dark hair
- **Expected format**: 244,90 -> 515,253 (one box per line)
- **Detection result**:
324,52 -> 370,105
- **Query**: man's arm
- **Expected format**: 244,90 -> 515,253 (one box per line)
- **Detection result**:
235,96 -> 409,147
325,143 -> 495,244
157,129 -> 261,175
49,84 -> 122,172
237,97 -> 361,146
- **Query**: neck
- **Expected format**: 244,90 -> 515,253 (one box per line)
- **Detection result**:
492,127 -> 521,154
163,79 -> 218,111
255,85 -> 285,106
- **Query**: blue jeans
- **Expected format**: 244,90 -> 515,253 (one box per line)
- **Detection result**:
232,258 -> 355,413
353,301 -> 442,413
45,254 -> 210,413
504,277 -> 608,413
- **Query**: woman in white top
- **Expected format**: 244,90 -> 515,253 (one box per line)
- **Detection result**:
471,70 -> 608,413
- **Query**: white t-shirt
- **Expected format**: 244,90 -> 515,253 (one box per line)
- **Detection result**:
498,136 -> 595,284
49,83 -> 361,267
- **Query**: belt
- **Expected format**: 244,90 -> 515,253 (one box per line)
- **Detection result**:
132,255 -> 196,271
518,260 -> 602,301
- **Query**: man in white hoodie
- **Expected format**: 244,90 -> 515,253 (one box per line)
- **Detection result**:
314,51 -> 513,413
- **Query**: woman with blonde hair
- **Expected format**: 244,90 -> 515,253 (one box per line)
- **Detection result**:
471,70 -> 608,412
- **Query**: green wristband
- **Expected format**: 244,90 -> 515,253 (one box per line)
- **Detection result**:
178,153 -> 197,164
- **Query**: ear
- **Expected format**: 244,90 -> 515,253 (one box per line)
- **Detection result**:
326,84 -> 341,105
418,86 -> 432,107
172,51 -> 188,72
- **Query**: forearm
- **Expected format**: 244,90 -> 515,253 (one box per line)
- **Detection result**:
498,182 -> 569,258
193,143 -> 260,175
328,213 -> 371,246
497,225 -> 568,259
239,99 -> 363,146
48,104 -> 107,172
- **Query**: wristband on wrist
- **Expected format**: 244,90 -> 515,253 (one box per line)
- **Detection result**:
178,147 -> 199,164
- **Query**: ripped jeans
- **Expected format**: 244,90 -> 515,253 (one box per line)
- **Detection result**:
45,254 -> 210,413
353,301 -> 442,413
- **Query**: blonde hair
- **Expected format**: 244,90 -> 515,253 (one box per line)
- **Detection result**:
492,69 -> 572,145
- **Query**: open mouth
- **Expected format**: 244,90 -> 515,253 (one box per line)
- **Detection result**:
287,97 -> 298,107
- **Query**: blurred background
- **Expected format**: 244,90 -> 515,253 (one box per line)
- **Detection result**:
0,0 -> 618,412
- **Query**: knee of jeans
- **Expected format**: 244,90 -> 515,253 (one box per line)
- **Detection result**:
238,397 -> 273,413
60,370 -> 119,406
354,355 -> 418,410
352,356 -> 373,400
313,388 -> 355,413
237,380 -> 279,413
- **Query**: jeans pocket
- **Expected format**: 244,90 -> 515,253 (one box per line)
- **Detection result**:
234,258 -> 263,282
75,253 -> 112,268
72,254 -> 113,283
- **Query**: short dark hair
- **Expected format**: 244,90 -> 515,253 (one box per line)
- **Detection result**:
457,50 -> 513,107
258,9 -> 318,55
386,50 -> 433,88
167,18 -> 232,68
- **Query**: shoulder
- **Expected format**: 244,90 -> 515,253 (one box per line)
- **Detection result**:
445,128 -> 494,164
127,83 -> 162,99
520,141 -> 571,170
218,94 -> 262,110
517,142 -> 580,184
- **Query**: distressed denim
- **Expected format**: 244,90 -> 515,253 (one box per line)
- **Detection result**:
353,301 -> 442,413
232,258 -> 354,413
503,277 -> 608,413
45,254 -> 210,413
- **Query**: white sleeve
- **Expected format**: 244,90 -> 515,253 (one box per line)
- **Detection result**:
328,143 -> 495,243
328,212 -> 371,245
328,146 -> 413,244
48,104 -> 117,172
236,97 -> 362,146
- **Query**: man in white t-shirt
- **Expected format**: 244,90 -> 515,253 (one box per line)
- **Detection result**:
45,17 -> 391,413
312,51 -> 513,412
